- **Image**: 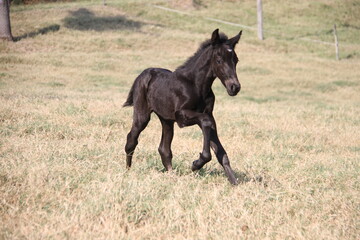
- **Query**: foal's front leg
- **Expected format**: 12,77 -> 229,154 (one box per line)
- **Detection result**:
210,127 -> 238,185
175,110 -> 213,171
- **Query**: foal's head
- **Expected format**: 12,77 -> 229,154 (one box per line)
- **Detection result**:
210,29 -> 242,96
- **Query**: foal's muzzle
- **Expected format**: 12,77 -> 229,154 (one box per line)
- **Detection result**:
225,79 -> 241,96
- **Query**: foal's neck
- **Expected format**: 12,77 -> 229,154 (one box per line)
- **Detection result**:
177,47 -> 215,97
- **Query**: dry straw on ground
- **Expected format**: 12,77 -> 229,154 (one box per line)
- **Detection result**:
1,0 -> 359,239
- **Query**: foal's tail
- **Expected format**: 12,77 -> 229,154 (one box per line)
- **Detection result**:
123,84 -> 135,107
123,69 -> 152,107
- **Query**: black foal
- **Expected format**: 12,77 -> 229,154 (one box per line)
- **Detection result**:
123,29 -> 242,185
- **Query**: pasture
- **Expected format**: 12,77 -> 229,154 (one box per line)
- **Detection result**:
1,0 -> 359,239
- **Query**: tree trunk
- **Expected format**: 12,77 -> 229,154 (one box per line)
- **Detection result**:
0,0 -> 13,41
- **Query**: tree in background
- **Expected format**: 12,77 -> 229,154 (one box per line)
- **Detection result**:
0,0 -> 13,41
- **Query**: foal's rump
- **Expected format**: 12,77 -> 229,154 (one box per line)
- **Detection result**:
123,68 -> 172,108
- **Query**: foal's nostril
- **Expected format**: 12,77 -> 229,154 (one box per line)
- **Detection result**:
231,84 -> 240,93
231,84 -> 237,93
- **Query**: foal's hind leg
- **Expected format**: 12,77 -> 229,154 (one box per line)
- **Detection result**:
158,118 -> 174,171
125,111 -> 150,168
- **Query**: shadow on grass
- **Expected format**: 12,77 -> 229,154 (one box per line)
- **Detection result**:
146,156 -> 274,186
197,168 -> 268,186
14,24 -> 60,42
63,8 -> 144,31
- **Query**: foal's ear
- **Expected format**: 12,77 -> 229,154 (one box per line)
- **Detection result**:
228,30 -> 242,48
211,29 -> 220,46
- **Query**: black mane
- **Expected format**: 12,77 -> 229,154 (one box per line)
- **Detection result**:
175,33 -> 229,72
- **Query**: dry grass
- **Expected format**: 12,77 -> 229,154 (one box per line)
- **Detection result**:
1,0 -> 359,239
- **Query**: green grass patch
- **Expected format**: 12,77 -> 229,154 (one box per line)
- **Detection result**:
243,95 -> 285,104
242,66 -> 272,75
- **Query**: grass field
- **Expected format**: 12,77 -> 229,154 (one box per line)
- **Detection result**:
1,0 -> 359,239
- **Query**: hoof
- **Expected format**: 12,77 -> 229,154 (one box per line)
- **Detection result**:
229,177 -> 239,185
224,165 -> 239,185
165,165 -> 173,171
191,160 -> 201,171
